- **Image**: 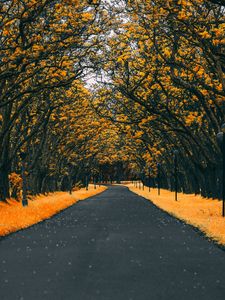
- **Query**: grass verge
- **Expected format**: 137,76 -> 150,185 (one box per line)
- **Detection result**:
0,184 -> 107,237
125,183 -> 225,245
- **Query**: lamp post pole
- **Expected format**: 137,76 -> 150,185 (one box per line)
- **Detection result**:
223,133 -> 225,217
148,167 -> 151,192
217,124 -> 225,216
99,172 -> 101,187
139,174 -> 141,189
174,150 -> 178,201
68,162 -> 73,194
142,171 -> 144,190
94,176 -> 96,189
20,152 -> 28,207
85,172 -> 89,191
157,163 -> 161,195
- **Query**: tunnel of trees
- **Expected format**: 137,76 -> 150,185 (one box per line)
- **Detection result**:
0,0 -> 224,201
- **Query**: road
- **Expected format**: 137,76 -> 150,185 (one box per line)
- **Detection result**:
1,185 -> 225,300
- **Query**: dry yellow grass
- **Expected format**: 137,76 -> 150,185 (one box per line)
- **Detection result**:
125,183 -> 225,245
0,185 -> 107,237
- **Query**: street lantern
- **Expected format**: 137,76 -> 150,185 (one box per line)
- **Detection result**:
20,151 -> 28,207
173,150 -> 179,201
217,123 -> 225,217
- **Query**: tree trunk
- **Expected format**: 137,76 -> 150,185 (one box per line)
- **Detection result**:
0,164 -> 10,201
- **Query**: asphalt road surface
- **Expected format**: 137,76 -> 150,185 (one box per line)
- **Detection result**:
1,185 -> 225,300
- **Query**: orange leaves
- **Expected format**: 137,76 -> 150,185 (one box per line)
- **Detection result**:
77,134 -> 85,140
212,27 -> 224,38
0,0 -> 101,89
0,186 -> 106,237
199,31 -> 211,39
128,184 -> 225,245
32,44 -> 44,52
55,3 -> 62,11
90,0 -> 225,183
133,131 -> 144,139
9,173 -> 22,189
185,112 -> 203,126
177,9 -> 190,20
81,12 -> 93,21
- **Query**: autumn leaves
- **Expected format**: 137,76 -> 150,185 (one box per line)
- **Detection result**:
0,0 -> 224,202
0,0 -> 107,200
93,0 -> 225,197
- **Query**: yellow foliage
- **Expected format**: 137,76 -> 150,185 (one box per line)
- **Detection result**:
9,173 -> 22,189
199,31 -> 211,39
0,185 -> 107,237
126,183 -> 225,245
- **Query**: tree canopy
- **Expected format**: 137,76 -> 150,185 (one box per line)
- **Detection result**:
0,0 -> 225,201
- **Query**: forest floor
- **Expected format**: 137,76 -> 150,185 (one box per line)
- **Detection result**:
0,185 -> 107,237
125,183 -> 225,246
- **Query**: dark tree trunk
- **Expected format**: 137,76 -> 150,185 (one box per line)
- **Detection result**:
0,164 -> 10,201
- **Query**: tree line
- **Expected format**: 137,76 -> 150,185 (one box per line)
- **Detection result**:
0,0 -> 224,202
0,0 -> 118,201
93,0 -> 225,198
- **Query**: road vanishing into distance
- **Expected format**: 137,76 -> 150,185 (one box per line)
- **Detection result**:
1,185 -> 225,300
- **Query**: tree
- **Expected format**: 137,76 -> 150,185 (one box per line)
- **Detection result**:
0,0 -> 103,200
92,0 -> 225,197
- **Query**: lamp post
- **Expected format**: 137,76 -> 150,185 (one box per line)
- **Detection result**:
174,150 -> 178,201
134,174 -> 137,188
94,176 -> 96,189
148,166 -> 151,192
101,172 -> 103,184
139,174 -> 141,189
142,171 -> 144,190
20,151 -> 28,207
157,163 -> 161,195
67,162 -> 73,194
98,172 -> 101,187
217,123 -> 225,217
85,173 -> 89,190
